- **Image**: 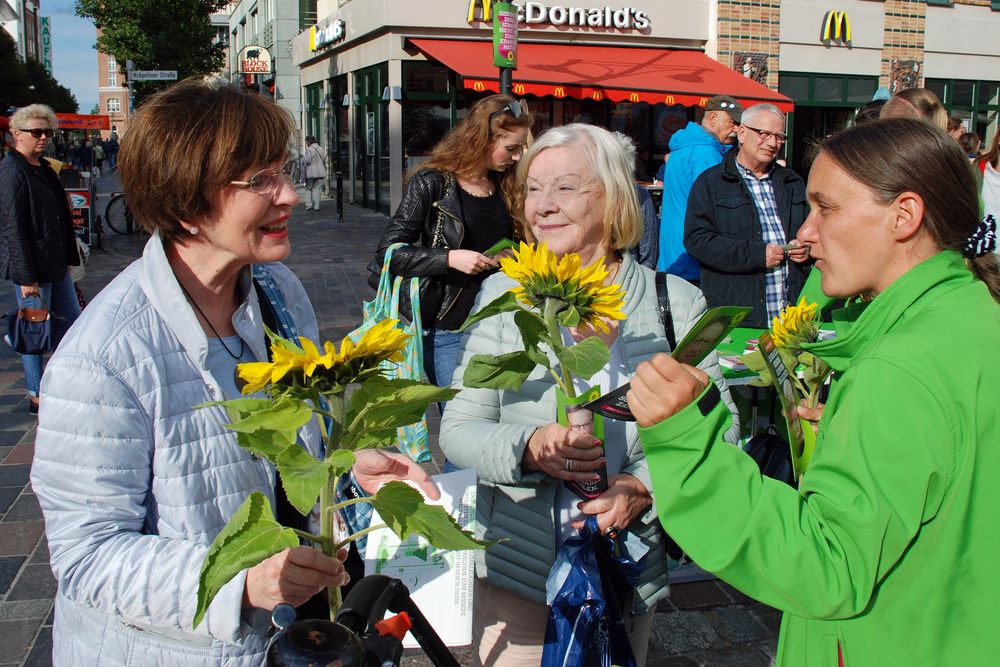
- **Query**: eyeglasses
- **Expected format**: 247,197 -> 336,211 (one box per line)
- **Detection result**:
489,100 -> 528,123
19,128 -> 54,138
743,125 -> 787,144
229,166 -> 293,197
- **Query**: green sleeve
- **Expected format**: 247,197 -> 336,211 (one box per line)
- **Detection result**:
640,358 -> 952,619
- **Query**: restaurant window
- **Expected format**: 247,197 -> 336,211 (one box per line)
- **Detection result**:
927,77 -> 1000,146
778,75 -> 809,102
404,63 -> 450,94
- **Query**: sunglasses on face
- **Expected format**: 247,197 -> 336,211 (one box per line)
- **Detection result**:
20,128 -> 54,138
229,165 -> 293,197
489,100 -> 528,123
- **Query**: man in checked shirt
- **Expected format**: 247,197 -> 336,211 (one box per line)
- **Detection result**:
683,103 -> 813,328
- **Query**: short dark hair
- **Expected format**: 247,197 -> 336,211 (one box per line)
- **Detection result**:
119,77 -> 294,242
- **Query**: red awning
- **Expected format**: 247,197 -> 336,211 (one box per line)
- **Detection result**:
56,113 -> 111,130
409,39 -> 792,111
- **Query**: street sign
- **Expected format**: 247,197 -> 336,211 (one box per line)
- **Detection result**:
130,70 -> 178,81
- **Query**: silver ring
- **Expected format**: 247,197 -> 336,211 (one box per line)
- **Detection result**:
564,458 -> 575,472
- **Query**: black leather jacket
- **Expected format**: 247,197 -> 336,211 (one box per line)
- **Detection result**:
372,170 -> 468,324
0,151 -> 79,285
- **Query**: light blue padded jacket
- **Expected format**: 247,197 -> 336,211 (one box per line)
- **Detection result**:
31,233 -> 321,666
440,252 -> 740,613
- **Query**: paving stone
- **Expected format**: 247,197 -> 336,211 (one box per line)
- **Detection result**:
29,535 -> 50,565
706,605 -> 770,644
0,618 -> 41,662
0,464 -> 29,488
2,443 -> 33,465
669,580 -> 732,609
0,600 -> 52,622
0,487 -> 18,515
4,494 -> 41,522
0,556 -> 26,595
21,625 -> 52,667
682,646 -> 773,667
0,521 -> 44,556
651,609 -> 722,654
647,657 -> 701,667
6,564 -> 57,602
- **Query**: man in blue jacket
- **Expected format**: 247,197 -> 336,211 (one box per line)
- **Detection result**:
656,95 -> 743,281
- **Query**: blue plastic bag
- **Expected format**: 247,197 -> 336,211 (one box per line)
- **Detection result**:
542,517 -> 643,667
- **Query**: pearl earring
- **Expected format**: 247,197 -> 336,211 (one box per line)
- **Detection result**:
189,226 -> 199,235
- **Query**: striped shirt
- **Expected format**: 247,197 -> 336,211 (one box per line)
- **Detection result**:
737,161 -> 788,323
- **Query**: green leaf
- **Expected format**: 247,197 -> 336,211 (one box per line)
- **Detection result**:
369,481 -> 491,550
458,291 -> 521,331
325,449 -> 358,476
194,492 -> 298,628
226,397 -> 313,434
513,310 -> 551,367
556,305 -> 582,328
342,380 -> 457,449
554,336 -> 610,381
275,446 -> 331,516
462,351 -> 537,390
234,429 -> 296,464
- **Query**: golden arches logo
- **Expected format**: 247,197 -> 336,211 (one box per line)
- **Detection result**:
629,92 -> 640,103
591,90 -> 604,101
664,94 -> 675,105
822,11 -> 851,43
699,97 -> 708,107
553,86 -> 565,98
468,0 -> 493,22
513,83 -> 525,95
472,81 -> 486,92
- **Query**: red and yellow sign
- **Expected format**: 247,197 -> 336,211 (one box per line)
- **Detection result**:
56,113 -> 110,130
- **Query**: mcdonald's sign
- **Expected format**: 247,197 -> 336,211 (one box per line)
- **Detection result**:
628,92 -> 640,103
822,10 -> 851,44
664,94 -> 675,105
553,86 -> 565,98
699,97 -> 708,107
469,0 -> 493,22
513,83 -> 526,95
472,81 -> 486,92
591,90 -> 604,101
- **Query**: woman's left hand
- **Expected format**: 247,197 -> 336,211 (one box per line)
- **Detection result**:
571,473 -> 652,533
353,449 -> 440,500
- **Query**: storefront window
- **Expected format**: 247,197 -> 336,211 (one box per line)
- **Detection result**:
562,98 -> 608,127
402,103 -> 450,171
814,77 -> 842,103
979,81 -> 999,107
926,77 -> 1000,147
779,75 -> 808,102
952,80 -> 975,107
926,79 -> 947,104
524,98 -> 552,137
846,78 -> 876,103
405,63 -> 450,94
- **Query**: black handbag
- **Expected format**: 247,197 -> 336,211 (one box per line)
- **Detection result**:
5,305 -> 57,355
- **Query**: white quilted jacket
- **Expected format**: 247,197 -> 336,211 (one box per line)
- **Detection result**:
31,233 -> 321,666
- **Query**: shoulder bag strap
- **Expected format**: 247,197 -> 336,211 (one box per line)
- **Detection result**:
654,271 -> 677,351
252,264 -> 300,345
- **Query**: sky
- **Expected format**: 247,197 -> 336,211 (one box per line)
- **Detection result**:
44,0 -> 99,113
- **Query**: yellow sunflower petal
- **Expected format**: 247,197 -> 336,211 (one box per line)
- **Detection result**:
237,361 -> 277,394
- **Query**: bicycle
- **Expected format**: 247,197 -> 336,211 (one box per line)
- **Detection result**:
104,191 -> 139,235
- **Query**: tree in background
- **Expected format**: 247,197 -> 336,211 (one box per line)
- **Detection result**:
0,31 -> 79,113
76,0 -> 228,104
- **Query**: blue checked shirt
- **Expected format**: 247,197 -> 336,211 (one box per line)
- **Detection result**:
737,161 -> 788,323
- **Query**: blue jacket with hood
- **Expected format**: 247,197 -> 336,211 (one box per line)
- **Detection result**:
656,122 -> 730,280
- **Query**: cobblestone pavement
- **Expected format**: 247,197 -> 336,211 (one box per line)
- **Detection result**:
0,173 -> 778,666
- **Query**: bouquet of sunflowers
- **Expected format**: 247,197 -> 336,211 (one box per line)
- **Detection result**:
193,321 -> 488,625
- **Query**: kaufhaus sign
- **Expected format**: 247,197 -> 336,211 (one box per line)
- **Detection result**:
468,0 -> 650,30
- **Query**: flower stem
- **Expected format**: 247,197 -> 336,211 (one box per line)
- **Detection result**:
319,392 -> 346,620
291,527 -> 324,544
334,523 -> 387,552
543,298 -> 575,398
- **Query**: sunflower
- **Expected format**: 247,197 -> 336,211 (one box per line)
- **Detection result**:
237,336 -> 322,394
500,242 -> 626,333
770,297 -> 819,354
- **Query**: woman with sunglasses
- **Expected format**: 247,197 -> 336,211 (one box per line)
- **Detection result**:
0,104 -> 81,415
30,78 -> 441,666
372,95 -> 532,400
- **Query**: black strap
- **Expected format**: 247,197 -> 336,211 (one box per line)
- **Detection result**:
253,278 -> 280,343
654,272 -> 677,351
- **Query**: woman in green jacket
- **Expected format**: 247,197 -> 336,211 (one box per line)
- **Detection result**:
629,118 -> 1000,666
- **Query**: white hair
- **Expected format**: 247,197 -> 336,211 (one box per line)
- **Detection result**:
740,103 -> 785,128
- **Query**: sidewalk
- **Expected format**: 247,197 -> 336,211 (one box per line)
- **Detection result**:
0,179 -> 778,666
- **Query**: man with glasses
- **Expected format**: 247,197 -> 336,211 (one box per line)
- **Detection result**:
656,94 -> 743,282
683,103 -> 811,328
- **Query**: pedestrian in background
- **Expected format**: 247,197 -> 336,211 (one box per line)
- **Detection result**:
372,94 -> 531,395
302,134 -> 326,211
0,104 -> 81,415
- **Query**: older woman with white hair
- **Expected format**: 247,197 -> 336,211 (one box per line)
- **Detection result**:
0,103 -> 80,414
440,123 -> 740,666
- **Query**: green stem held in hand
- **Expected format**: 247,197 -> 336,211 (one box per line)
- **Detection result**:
542,297 -> 575,398
319,392 -> 346,619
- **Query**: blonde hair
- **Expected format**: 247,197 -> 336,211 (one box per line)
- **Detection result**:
515,124 -> 643,252
10,104 -> 58,131
880,88 -> 948,131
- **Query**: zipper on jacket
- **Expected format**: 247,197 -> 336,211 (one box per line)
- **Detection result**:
430,201 -> 469,319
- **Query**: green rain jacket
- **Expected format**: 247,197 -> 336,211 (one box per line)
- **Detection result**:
640,251 -> 1000,666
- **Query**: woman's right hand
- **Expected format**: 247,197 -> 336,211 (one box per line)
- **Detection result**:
243,545 -> 349,610
523,423 -> 605,481
20,283 -> 40,298
448,250 -> 498,275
